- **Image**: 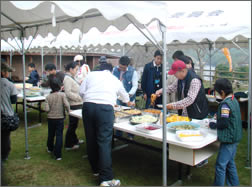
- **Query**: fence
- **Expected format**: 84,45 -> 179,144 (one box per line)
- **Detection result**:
194,68 -> 249,88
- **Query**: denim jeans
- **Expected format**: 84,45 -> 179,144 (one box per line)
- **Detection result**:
214,142 -> 239,186
47,119 -> 64,158
82,102 -> 114,183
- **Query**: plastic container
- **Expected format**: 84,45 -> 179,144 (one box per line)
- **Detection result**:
135,123 -> 161,134
176,130 -> 205,142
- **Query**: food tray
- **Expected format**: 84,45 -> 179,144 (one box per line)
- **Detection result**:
143,108 -> 161,115
166,121 -> 200,133
176,130 -> 206,142
122,109 -> 142,116
114,111 -> 132,123
130,114 -> 159,125
135,123 -> 161,134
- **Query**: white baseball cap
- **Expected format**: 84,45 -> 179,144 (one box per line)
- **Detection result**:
74,55 -> 83,62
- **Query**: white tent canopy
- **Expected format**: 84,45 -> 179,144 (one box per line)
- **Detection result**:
1,1 -> 250,42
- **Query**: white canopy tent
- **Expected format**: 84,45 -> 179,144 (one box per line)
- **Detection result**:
1,1 -> 251,184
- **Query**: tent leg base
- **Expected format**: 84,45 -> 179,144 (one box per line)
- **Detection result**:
24,156 -> 31,160
170,180 -> 182,186
28,123 -> 41,129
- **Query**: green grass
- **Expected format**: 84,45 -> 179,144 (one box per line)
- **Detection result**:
1,105 -> 251,186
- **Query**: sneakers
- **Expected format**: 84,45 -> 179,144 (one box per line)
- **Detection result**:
56,157 -> 62,161
196,159 -> 208,168
128,137 -> 134,141
113,138 -> 118,142
78,139 -> 85,144
65,144 -> 80,151
93,173 -> 99,177
47,147 -> 52,153
100,179 -> 121,186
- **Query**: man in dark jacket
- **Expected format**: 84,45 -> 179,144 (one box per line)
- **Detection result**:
141,50 -> 163,108
156,60 -> 208,120
25,63 -> 40,86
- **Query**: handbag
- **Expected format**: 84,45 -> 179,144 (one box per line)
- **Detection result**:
1,113 -> 20,131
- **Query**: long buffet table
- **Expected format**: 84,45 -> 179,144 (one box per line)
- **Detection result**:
70,109 -> 219,167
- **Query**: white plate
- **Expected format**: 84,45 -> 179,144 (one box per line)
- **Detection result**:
156,104 -> 163,108
114,105 -> 131,111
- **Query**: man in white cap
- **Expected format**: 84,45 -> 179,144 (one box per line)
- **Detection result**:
74,55 -> 90,84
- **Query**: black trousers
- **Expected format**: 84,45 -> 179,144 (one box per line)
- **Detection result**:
1,130 -> 11,161
82,102 -> 114,183
65,105 -> 82,148
47,118 -> 64,158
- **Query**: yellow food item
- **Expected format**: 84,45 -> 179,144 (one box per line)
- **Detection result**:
178,134 -> 202,138
144,109 -> 161,115
151,94 -> 157,106
166,114 -> 190,123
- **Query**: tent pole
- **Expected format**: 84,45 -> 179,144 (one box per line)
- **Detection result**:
160,22 -> 167,186
143,24 -> 162,50
9,51 -> 12,79
41,47 -> 44,78
21,31 -> 31,160
55,49 -> 58,69
246,38 -> 251,169
209,42 -> 213,88
60,47 -> 62,71
124,15 -> 162,51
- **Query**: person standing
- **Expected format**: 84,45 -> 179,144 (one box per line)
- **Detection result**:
74,55 -> 90,84
1,63 -> 18,162
79,63 -> 134,186
40,63 -> 65,88
172,50 -> 184,61
93,56 -> 107,71
112,56 -> 138,140
141,50 -> 163,108
44,76 -> 70,160
63,61 -> 84,150
156,60 -> 208,119
25,63 -> 40,86
209,78 -> 242,186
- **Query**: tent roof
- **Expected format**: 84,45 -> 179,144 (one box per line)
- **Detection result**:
1,1 -> 250,51
1,1 -> 167,40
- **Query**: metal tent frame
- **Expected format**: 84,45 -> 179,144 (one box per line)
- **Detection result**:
1,9 -> 169,185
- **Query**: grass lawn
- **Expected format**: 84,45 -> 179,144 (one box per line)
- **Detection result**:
1,105 -> 251,186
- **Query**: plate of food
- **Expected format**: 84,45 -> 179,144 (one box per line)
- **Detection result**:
176,130 -> 205,142
135,123 -> 161,134
166,114 -> 190,123
28,87 -> 41,91
130,115 -> 158,125
26,92 -> 41,97
166,121 -> 200,132
143,108 -> 161,115
122,109 -> 142,115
